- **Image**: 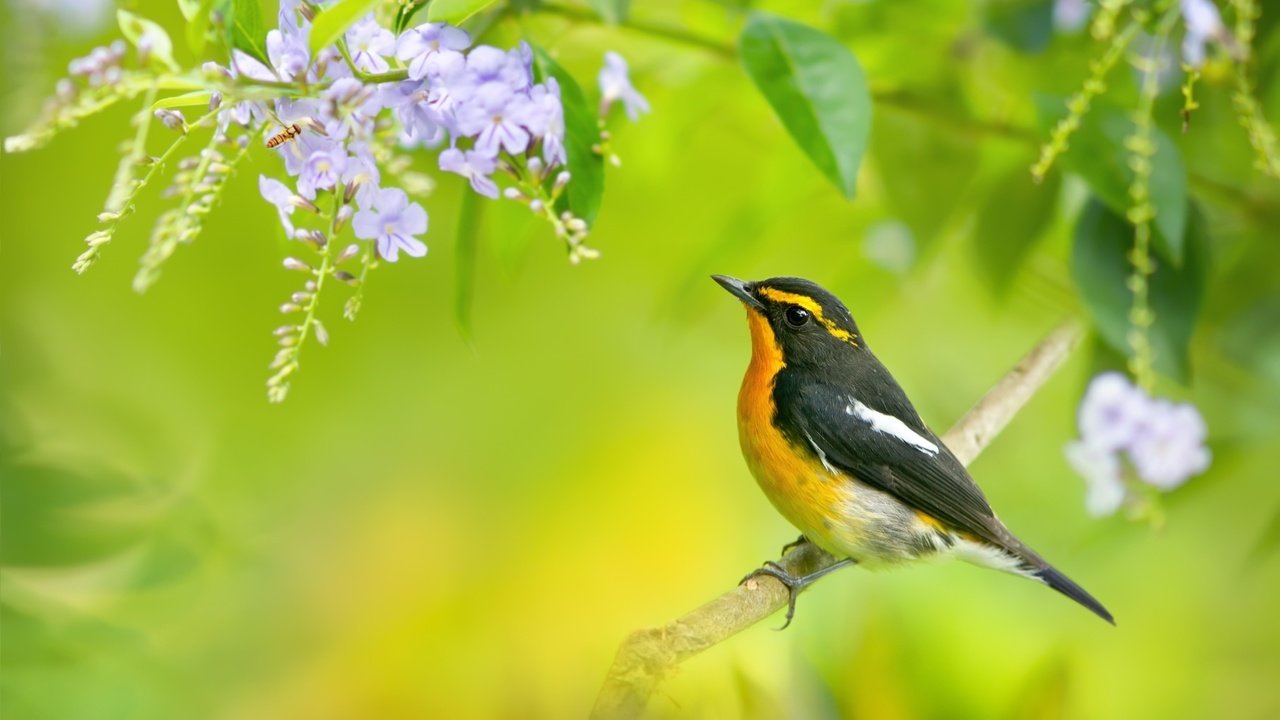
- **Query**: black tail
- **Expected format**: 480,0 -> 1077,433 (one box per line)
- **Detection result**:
1034,563 -> 1115,625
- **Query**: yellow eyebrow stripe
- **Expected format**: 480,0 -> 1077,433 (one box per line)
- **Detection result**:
757,288 -> 857,344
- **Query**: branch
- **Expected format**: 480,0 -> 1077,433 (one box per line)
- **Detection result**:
590,320 -> 1084,719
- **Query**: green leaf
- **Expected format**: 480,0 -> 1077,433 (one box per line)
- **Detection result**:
585,0 -> 629,24
1038,98 -> 1188,265
531,47 -> 605,224
970,163 -> 1060,294
738,12 -> 872,198
151,90 -> 215,110
185,0 -> 219,56
983,0 -> 1054,54
226,0 -> 270,67
1072,197 -> 1209,382
117,10 -> 180,72
455,189 -> 483,339
426,0 -> 498,24
176,0 -> 200,20
309,0 -> 380,56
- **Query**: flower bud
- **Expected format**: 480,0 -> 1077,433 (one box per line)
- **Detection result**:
282,257 -> 312,272
154,109 -> 187,133
336,243 -> 361,265
313,320 -> 330,347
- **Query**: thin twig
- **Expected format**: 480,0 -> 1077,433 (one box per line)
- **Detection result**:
590,320 -> 1084,719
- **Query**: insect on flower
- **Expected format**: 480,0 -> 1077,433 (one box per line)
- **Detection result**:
265,123 -> 304,149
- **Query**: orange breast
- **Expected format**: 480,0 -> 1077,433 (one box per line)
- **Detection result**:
736,310 -> 848,554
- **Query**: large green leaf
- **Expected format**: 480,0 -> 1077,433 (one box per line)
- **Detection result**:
1072,197 -> 1209,382
309,0 -> 380,55
1039,98 -> 1188,265
983,0 -> 1054,54
739,12 -> 872,198
426,0 -> 499,24
117,10 -> 179,72
585,0 -> 629,24
532,47 -> 605,224
971,163 -> 1061,294
226,0 -> 270,66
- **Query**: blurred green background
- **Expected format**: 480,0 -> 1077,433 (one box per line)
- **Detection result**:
4,1 -> 1280,718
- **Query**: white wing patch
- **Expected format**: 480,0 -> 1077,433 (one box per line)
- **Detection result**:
804,430 -> 839,475
845,398 -> 940,456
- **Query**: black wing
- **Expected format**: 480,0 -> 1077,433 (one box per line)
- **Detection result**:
776,374 -> 1014,551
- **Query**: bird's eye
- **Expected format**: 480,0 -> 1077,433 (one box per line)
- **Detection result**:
784,305 -> 811,327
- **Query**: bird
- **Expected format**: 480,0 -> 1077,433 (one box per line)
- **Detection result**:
713,274 -> 1113,627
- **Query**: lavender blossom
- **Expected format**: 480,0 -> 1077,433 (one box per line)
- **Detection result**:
454,86 -> 532,156
1053,0 -> 1089,33
439,148 -> 499,198
1077,372 -> 1151,452
353,188 -> 428,261
346,16 -> 395,74
1129,401 -> 1211,489
598,51 -> 649,121
396,22 -> 470,81
259,175 -> 298,234
298,147 -> 348,199
1181,0 -> 1226,67
1064,372 -> 1211,516
1064,441 -> 1125,517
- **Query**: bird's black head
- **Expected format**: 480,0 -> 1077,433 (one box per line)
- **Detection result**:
712,275 -> 863,367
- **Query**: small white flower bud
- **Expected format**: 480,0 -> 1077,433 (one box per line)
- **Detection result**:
280,303 -> 302,314
503,187 -> 523,200
336,243 -> 360,265
313,320 -> 330,347
282,257 -> 312,272
529,200 -> 544,213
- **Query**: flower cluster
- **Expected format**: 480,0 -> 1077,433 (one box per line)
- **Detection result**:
1064,372 -> 1211,517
6,0 -> 649,402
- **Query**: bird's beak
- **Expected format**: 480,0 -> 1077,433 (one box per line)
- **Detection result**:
712,275 -> 764,310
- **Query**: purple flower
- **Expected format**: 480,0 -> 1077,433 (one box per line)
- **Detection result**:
396,22 -> 470,81
267,27 -> 310,81
320,77 -> 380,140
259,175 -> 298,234
1181,0 -> 1226,67
1064,441 -> 1125,517
342,141 -> 382,208
439,148 -> 499,198
353,188 -> 428,261
380,80 -> 445,146
525,79 -> 566,166
1077,372 -> 1151,452
298,147 -> 348,199
598,51 -> 649,121
1129,401 -> 1211,489
1053,0 -> 1089,33
346,16 -> 395,74
455,85 -> 531,156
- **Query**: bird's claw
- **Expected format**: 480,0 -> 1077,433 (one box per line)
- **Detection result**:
740,561 -> 804,630
780,535 -> 809,556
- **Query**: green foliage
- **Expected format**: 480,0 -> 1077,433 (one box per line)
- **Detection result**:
1072,198 -> 1208,382
226,0 -> 270,66
426,0 -> 500,24
532,47 -> 605,224
970,164 -> 1061,293
309,0 -> 382,56
585,0 -> 630,25
983,0 -> 1055,54
739,12 -> 872,199
1039,99 -> 1188,265
117,9 -> 180,72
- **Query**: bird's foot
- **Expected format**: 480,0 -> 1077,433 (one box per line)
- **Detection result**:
739,558 -> 856,630
780,534 -> 810,556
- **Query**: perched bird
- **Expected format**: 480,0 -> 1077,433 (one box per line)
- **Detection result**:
713,275 -> 1113,627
